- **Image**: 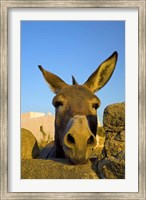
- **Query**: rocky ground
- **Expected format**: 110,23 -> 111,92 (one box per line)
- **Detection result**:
21,102 -> 125,179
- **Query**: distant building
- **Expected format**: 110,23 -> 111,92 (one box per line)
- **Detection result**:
21,112 -> 55,148
21,112 -> 45,119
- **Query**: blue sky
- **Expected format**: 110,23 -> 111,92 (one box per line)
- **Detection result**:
21,21 -> 125,123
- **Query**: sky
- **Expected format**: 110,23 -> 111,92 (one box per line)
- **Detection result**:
21,21 -> 125,123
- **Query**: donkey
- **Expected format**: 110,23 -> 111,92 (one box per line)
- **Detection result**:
38,51 -> 118,164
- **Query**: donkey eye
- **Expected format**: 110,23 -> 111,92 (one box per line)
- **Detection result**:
53,101 -> 63,108
92,103 -> 99,110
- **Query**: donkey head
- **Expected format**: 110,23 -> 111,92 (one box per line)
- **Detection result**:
38,51 -> 118,164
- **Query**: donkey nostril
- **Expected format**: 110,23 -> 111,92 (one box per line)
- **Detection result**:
67,133 -> 75,144
87,135 -> 94,145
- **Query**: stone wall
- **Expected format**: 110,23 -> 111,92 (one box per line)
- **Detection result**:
21,102 -> 125,179
97,102 -> 125,179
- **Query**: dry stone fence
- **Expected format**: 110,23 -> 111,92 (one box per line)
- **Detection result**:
97,102 -> 125,178
21,102 -> 125,179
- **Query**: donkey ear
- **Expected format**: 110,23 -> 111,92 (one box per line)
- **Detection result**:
38,65 -> 68,94
84,52 -> 118,93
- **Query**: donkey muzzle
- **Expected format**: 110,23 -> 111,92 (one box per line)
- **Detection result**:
63,115 -> 97,164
